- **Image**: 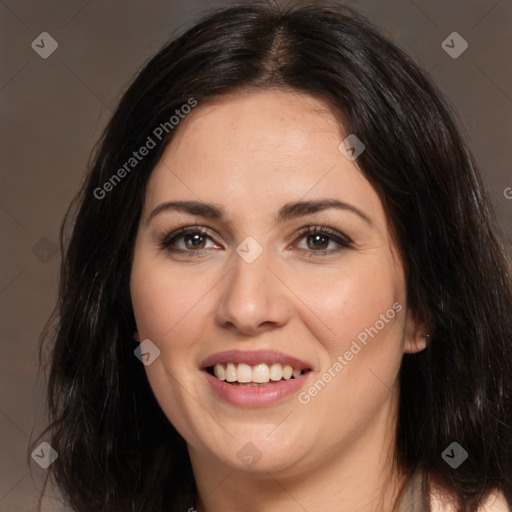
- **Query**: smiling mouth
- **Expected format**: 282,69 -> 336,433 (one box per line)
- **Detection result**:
206,362 -> 312,386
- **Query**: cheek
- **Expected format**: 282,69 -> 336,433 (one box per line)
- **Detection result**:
130,252 -> 211,346
294,253 -> 405,356
130,253 -> 210,438
294,258 -> 406,433
280,257 -> 406,455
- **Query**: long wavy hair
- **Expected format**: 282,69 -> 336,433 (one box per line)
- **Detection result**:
32,2 -> 512,511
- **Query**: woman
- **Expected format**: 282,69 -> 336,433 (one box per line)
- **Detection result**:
34,1 -> 512,511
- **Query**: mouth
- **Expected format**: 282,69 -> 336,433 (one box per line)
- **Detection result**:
201,350 -> 313,406
206,363 -> 312,386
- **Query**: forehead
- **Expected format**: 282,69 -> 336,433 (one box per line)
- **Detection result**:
143,90 -> 383,227
164,89 -> 343,167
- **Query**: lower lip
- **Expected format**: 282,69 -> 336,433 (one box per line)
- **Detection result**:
204,370 -> 310,407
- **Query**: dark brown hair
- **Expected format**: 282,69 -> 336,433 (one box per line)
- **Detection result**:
33,1 -> 512,511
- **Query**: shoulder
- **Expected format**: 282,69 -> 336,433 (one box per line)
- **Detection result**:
475,490 -> 511,512
429,476 -> 510,512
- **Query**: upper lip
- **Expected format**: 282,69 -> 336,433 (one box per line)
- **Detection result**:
201,350 -> 312,370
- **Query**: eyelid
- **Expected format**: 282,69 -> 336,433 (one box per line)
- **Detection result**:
158,223 -> 352,255
159,225 -> 221,248
292,225 -> 352,245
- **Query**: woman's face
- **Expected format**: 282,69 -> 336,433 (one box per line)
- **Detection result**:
130,90 -> 425,477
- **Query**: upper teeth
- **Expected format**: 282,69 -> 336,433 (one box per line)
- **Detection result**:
213,363 -> 303,383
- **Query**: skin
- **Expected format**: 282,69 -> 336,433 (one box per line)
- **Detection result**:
130,89 -> 429,512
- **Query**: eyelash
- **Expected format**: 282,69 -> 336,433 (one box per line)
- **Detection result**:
159,225 -> 352,257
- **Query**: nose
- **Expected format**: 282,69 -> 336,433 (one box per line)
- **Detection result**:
215,248 -> 292,336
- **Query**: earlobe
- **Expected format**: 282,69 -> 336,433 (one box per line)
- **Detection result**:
403,309 -> 429,354
404,333 -> 429,354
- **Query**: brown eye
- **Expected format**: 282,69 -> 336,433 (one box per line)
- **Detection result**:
161,226 -> 220,254
294,226 -> 352,256
306,233 -> 330,251
183,233 -> 207,250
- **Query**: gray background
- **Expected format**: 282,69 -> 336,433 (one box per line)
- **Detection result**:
1,0 -> 511,510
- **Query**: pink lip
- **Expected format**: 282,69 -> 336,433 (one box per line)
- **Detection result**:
200,350 -> 313,407
200,349 -> 311,370
204,370 -> 311,407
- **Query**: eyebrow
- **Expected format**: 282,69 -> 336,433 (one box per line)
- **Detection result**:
146,199 -> 372,226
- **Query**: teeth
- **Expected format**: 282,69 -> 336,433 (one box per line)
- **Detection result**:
212,362 -> 305,384
237,363 -> 252,383
225,362 -> 237,382
252,363 -> 270,383
282,364 -> 293,380
269,363 -> 283,381
213,364 -> 225,381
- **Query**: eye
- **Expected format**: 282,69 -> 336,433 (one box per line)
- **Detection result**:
159,224 -> 352,257
293,226 -> 352,256
160,226 -> 220,254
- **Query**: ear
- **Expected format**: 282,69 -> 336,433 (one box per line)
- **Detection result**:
403,309 -> 429,354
